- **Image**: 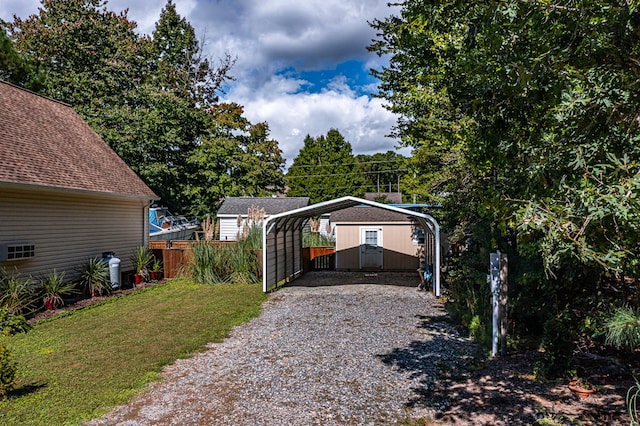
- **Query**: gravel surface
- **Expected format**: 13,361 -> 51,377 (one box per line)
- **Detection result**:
88,273 -> 476,425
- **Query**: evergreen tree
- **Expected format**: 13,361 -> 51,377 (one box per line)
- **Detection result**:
286,129 -> 364,203
0,27 -> 46,91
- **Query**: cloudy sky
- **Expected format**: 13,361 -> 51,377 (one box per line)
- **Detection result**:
0,0 -> 407,166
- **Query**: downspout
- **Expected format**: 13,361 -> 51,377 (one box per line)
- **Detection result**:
144,200 -> 153,248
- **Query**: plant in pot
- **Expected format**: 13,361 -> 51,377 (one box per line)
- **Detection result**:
568,377 -> 597,399
40,269 -> 78,310
150,257 -> 163,281
131,246 -> 152,285
78,257 -> 110,297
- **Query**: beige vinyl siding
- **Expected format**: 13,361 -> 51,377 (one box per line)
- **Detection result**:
335,222 -> 420,271
0,186 -> 149,281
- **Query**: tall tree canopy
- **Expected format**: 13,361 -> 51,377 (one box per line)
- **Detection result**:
286,129 -> 364,203
370,0 -> 640,276
4,0 -> 284,216
354,151 -> 407,199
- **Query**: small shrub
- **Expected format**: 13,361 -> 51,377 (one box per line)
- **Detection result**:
77,257 -> 110,297
0,342 -> 17,399
535,315 -> 575,379
0,267 -> 38,315
130,246 -> 153,276
40,269 -> 78,309
604,306 -> 640,351
0,307 -> 30,336
469,314 -> 491,348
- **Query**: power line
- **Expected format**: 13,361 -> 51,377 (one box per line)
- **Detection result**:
285,168 -> 408,180
292,182 -> 401,192
287,159 -> 406,170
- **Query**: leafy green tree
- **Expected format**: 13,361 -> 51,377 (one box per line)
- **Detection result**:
8,0 -> 145,108
286,129 -> 364,203
149,0 -> 234,107
6,0 -> 285,217
370,0 -> 640,359
187,103 -> 285,216
372,0 -> 640,275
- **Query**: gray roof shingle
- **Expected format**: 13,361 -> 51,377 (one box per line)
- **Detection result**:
218,197 -> 310,215
331,205 -> 414,223
0,81 -> 157,199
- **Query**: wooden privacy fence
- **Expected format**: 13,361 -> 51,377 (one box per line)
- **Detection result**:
149,240 -> 236,278
303,246 -> 336,272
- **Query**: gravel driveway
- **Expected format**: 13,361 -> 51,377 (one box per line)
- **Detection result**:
88,272 -> 475,425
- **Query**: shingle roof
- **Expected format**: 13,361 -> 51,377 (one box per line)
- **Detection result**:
331,205 -> 415,223
218,197 -> 310,215
0,81 -> 158,199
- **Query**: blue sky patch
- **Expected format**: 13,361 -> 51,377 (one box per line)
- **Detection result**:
278,60 -> 378,97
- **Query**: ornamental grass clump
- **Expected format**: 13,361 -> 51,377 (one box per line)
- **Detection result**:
0,267 -> 38,315
77,257 -> 110,297
187,224 -> 262,285
604,306 -> 640,351
189,242 -> 227,284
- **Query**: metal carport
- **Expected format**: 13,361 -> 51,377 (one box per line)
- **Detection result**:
262,196 -> 442,296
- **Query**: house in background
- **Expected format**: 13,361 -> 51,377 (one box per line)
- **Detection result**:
0,81 -> 158,282
331,203 -> 433,271
217,197 -> 309,241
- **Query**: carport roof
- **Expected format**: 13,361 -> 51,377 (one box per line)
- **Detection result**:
264,196 -> 438,234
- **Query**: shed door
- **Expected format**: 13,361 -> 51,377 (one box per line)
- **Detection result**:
360,228 -> 383,269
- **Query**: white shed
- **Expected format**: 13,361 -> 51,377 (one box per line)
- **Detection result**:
216,197 -> 310,241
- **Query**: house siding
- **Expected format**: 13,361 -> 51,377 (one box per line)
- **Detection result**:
0,185 -> 149,281
335,222 -> 419,271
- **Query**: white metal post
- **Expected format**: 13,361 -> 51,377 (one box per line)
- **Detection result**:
490,251 -> 501,357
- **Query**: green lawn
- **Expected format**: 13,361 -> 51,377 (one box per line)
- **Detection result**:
0,279 -> 267,425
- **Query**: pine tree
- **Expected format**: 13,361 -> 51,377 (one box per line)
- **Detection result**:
286,129 -> 364,203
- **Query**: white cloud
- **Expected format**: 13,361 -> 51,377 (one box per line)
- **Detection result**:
232,75 -> 405,167
0,0 -> 405,164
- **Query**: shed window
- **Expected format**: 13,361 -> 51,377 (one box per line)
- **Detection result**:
364,230 -> 378,245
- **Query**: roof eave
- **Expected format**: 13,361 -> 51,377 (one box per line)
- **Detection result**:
0,180 -> 160,201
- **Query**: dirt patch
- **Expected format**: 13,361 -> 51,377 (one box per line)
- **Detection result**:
427,350 -> 635,425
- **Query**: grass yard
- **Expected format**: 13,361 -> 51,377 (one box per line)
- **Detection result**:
0,279 -> 266,425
